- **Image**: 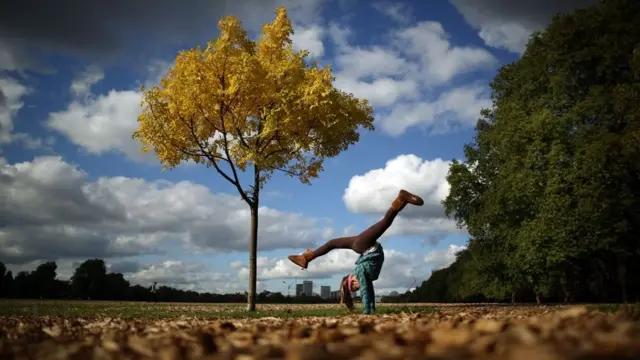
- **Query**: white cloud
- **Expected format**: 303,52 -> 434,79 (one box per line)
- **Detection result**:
377,85 -> 492,136
322,226 -> 335,240
343,154 -> 463,237
45,65 -> 157,162
424,244 -> 466,270
384,217 -> 460,238
449,0 -> 596,54
328,19 -> 496,136
327,22 -> 353,50
477,22 -> 532,54
292,25 -> 325,58
331,21 -> 497,87
342,225 -> 357,236
334,76 -> 419,108
344,154 -> 450,217
0,76 -> 50,149
70,65 -> 105,98
372,2 -> 413,24
0,155 -> 329,264
47,88 -> 152,162
1,77 -> 28,143
126,260 -> 242,293
335,46 -> 411,80
391,22 -> 497,85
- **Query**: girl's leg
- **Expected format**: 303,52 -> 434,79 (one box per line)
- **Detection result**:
351,189 -> 424,252
310,236 -> 358,258
351,207 -> 399,253
287,236 -> 357,269
287,189 -> 424,269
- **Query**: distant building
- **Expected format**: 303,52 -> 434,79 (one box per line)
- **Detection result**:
303,280 -> 313,296
330,290 -> 340,300
320,285 -> 331,299
295,284 -> 303,297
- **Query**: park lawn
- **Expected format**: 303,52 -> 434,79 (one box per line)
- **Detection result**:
0,300 -> 439,319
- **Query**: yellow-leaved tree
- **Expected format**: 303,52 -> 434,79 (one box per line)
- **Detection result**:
133,7 -> 374,311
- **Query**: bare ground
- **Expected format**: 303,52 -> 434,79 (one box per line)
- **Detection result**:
1,302 -> 639,359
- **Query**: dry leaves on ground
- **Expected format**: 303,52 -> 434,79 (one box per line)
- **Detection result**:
1,304 -> 639,359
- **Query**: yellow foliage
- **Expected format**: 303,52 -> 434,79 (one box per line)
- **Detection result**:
134,6 -> 374,194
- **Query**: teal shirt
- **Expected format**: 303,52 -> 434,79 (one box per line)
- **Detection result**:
353,243 -> 385,314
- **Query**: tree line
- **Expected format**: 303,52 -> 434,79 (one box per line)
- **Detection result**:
387,0 -> 640,305
0,259 -> 333,304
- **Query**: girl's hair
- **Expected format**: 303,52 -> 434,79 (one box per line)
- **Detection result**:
339,275 -> 354,311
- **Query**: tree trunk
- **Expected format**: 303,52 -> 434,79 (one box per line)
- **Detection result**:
511,291 -> 516,304
560,271 -> 570,303
535,292 -> 541,305
247,166 -> 261,312
617,259 -> 628,304
247,203 -> 258,311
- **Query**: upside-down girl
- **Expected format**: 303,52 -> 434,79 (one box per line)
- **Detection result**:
287,189 -> 424,314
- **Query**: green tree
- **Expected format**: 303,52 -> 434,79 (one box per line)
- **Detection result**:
104,272 -> 130,300
13,271 -> 33,298
0,262 -> 6,297
3,271 -> 13,298
443,0 -> 640,303
71,259 -> 107,300
32,261 -> 57,298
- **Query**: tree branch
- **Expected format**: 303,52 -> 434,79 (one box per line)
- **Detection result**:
275,167 -> 304,177
148,102 -> 208,159
219,74 -> 253,206
194,104 -> 221,137
168,105 -> 226,163
160,95 -> 246,196
234,126 -> 251,148
259,131 -> 279,154
264,139 -> 306,160
182,113 -> 241,187
222,89 -> 251,149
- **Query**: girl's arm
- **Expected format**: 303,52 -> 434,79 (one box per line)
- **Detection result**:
356,272 -> 376,314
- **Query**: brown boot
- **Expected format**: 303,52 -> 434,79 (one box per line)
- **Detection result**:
399,189 -> 424,205
287,249 -> 314,269
391,189 -> 424,211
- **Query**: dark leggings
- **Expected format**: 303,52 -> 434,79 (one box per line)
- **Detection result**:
311,207 -> 399,257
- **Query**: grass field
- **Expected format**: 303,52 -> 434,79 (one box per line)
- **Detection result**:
0,299 -> 439,319
1,300 -> 639,359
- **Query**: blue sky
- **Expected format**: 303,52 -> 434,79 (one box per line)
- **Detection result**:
0,0 -> 591,295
